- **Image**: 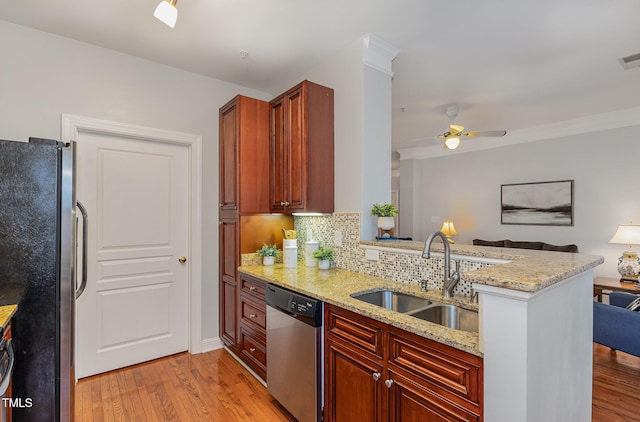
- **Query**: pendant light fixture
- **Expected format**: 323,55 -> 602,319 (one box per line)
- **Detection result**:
154,0 -> 178,28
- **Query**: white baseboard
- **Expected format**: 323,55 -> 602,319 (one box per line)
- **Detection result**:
201,337 -> 224,353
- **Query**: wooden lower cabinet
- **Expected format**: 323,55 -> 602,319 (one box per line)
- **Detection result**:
326,340 -> 386,422
236,273 -> 267,381
324,304 -> 483,422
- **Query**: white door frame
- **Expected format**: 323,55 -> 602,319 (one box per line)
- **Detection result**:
61,114 -> 203,354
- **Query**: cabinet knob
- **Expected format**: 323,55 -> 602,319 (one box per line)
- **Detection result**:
372,372 -> 381,381
280,202 -> 285,206
249,314 -> 257,319
249,286 -> 257,291
385,379 -> 394,388
285,201 -> 290,206
219,203 -> 223,208
249,347 -> 256,353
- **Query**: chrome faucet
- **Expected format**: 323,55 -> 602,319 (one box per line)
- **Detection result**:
423,231 -> 461,298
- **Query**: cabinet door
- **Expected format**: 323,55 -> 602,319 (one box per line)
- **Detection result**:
284,86 -> 305,210
388,371 -> 479,422
325,339 -> 386,422
219,217 -> 239,349
270,97 -> 287,211
219,98 -> 238,214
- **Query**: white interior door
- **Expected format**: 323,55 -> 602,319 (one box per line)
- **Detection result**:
75,130 -> 190,378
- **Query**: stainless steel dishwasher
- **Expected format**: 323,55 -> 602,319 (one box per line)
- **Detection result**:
266,283 -> 323,422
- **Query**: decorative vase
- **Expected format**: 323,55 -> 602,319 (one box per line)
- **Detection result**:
318,260 -> 330,270
263,256 -> 275,266
377,216 -> 395,230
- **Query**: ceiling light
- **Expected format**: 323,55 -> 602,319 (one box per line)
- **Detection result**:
444,137 -> 460,149
154,0 -> 178,28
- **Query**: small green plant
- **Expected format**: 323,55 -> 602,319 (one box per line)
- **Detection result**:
371,203 -> 398,217
256,243 -> 278,257
312,246 -> 334,261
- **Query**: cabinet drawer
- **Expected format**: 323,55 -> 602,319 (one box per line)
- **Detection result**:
325,305 -> 384,359
388,331 -> 482,406
240,275 -> 266,300
239,328 -> 266,379
241,297 -> 266,330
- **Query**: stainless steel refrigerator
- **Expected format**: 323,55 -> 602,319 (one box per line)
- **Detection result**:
0,138 -> 76,421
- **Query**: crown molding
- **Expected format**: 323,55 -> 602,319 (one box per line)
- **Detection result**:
363,34 -> 400,77
397,106 -> 640,160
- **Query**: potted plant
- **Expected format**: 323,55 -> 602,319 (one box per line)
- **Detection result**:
312,246 -> 334,270
256,243 -> 278,266
371,203 -> 398,230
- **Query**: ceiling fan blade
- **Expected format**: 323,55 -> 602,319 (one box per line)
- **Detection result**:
449,124 -> 465,135
463,130 -> 507,138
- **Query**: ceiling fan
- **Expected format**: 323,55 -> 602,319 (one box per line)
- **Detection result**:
437,104 -> 507,150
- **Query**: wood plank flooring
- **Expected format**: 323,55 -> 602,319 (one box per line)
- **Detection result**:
75,344 -> 640,421
593,343 -> 640,422
74,348 -> 294,421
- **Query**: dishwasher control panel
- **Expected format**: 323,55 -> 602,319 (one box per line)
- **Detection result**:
266,283 -> 323,327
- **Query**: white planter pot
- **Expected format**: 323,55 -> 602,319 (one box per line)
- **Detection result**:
377,216 -> 395,230
263,256 -> 275,266
318,260 -> 331,270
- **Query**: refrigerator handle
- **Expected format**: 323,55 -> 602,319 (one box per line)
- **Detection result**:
76,201 -> 88,299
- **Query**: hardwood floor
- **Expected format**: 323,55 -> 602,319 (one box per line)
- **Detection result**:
76,344 -> 640,421
593,343 -> 640,422
74,349 -> 294,421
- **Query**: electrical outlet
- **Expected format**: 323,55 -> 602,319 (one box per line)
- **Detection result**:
334,230 -> 343,247
365,248 -> 380,261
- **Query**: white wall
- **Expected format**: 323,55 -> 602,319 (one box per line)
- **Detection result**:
400,125 -> 640,277
303,39 -> 364,214
0,20 -> 271,340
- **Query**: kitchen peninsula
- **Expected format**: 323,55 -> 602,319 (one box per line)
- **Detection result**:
239,241 -> 603,422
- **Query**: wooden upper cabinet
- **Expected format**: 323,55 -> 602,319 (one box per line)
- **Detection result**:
269,80 -> 334,214
219,95 -> 270,216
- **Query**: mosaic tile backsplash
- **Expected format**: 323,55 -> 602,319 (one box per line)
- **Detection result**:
294,213 -> 494,297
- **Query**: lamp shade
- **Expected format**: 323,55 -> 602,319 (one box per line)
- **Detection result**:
608,224 -> 640,246
444,137 -> 460,150
440,220 -> 458,236
154,0 -> 178,28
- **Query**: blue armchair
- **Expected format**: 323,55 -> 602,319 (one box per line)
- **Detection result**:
593,292 -> 640,357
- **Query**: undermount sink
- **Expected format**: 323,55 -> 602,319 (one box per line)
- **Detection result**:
350,289 -> 432,313
408,304 -> 479,333
350,289 -> 478,333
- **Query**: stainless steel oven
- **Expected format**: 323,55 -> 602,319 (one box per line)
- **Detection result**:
266,284 -> 323,422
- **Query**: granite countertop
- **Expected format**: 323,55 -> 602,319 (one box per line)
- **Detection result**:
238,264 -> 482,356
0,284 -> 23,330
0,305 -> 17,329
360,240 -> 604,293
239,243 -> 603,357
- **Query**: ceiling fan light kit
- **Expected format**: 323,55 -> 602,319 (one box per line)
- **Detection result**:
436,103 -> 507,150
154,0 -> 178,28
444,137 -> 460,149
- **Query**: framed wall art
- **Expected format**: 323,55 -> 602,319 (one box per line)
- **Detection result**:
501,180 -> 574,226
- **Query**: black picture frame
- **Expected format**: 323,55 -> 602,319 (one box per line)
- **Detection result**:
501,180 -> 574,226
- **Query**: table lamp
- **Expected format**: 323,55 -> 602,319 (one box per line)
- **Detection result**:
609,223 -> 640,282
440,220 -> 458,244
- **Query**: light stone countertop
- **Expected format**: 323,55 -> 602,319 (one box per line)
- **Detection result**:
238,264 -> 482,356
360,240 -> 604,292
0,305 -> 17,330
239,243 -> 603,357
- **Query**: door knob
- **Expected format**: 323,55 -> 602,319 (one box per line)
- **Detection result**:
178,256 -> 187,264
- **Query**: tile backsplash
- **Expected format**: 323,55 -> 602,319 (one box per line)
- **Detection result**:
294,213 -> 494,297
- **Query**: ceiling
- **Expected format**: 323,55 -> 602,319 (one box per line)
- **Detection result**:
2,0 -> 640,153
